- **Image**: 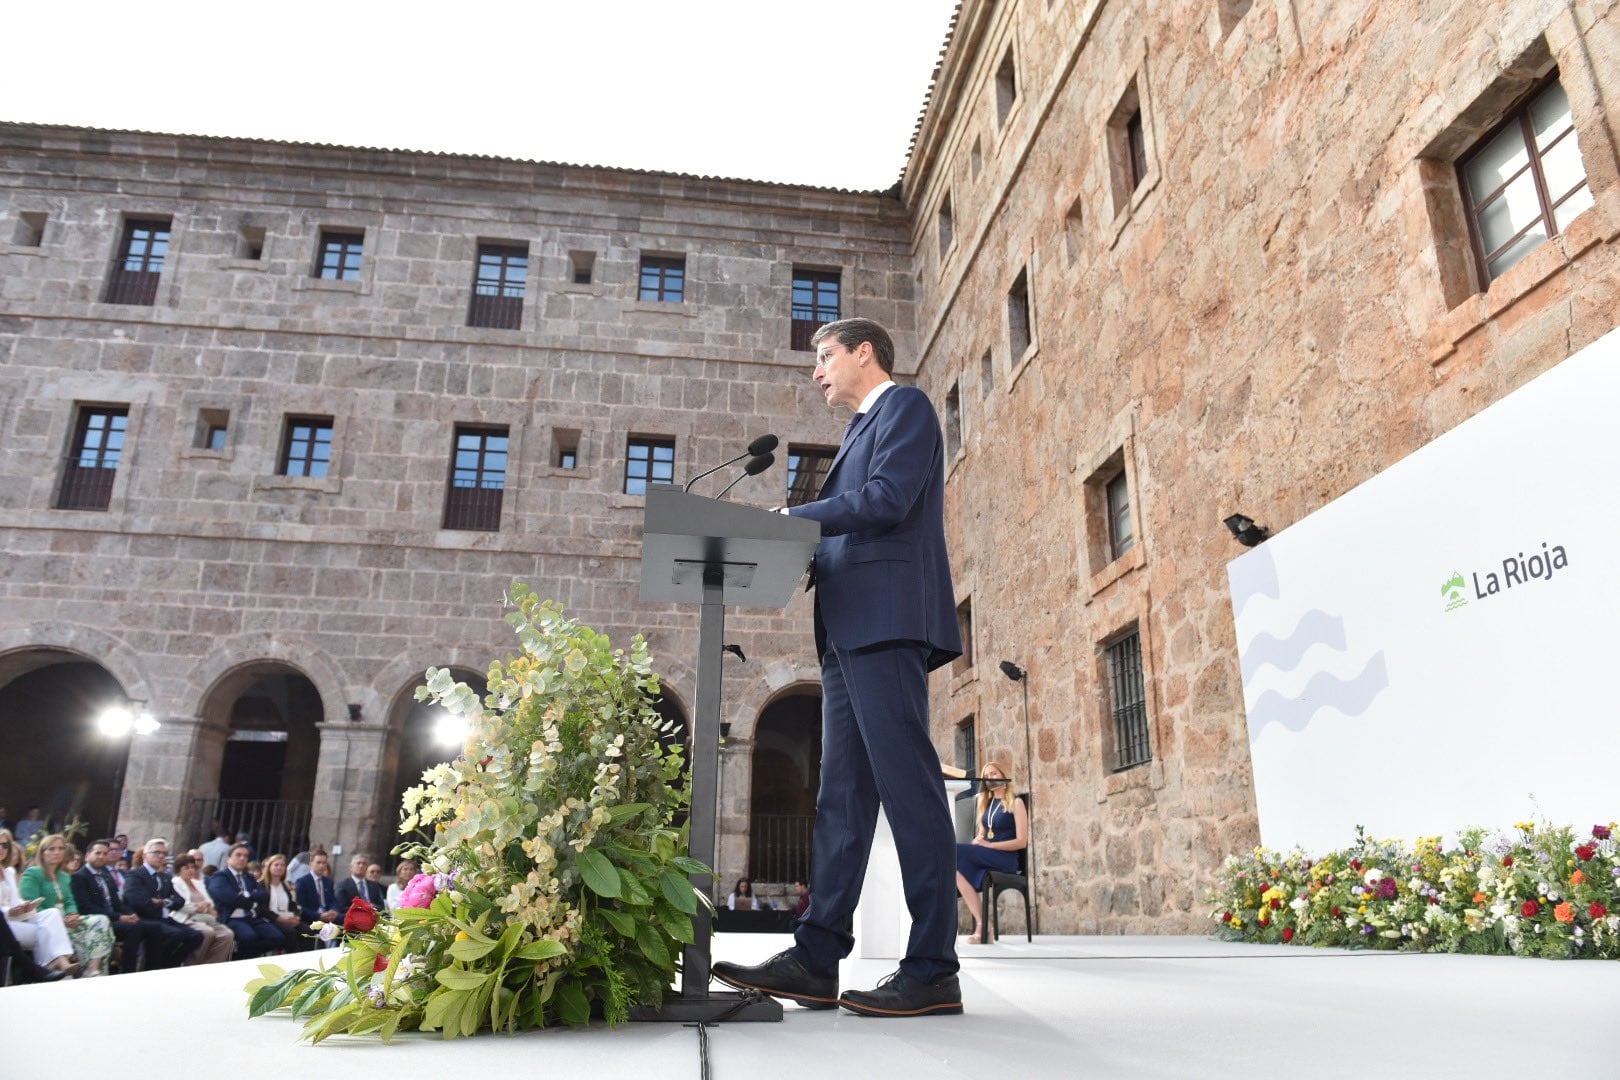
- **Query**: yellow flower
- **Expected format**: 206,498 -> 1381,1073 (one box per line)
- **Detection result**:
455,930 -> 470,941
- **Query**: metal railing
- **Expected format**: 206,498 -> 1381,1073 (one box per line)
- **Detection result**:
747,813 -> 815,884
186,798 -> 312,860
56,463 -> 117,510
104,268 -> 160,305
467,292 -> 523,330
442,484 -> 503,531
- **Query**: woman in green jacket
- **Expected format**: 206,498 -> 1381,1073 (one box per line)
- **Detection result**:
20,833 -> 113,976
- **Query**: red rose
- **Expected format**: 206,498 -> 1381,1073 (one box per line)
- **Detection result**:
1592,902 -> 1608,920
1575,844 -> 1596,861
1332,906 -> 1342,918
1502,855 -> 1513,867
1282,927 -> 1295,942
1269,897 -> 1281,909
1222,911 -> 1232,923
1520,900 -> 1539,918
373,954 -> 389,973
1428,895 -> 1439,905
343,897 -> 379,933
1593,825 -> 1612,840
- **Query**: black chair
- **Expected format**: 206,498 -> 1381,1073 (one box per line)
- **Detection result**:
979,791 -> 1032,942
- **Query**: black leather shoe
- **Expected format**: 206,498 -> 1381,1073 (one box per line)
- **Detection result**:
711,950 -> 838,1010
838,969 -> 963,1017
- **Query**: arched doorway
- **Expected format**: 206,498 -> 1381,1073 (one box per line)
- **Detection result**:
384,669 -> 488,848
194,663 -> 323,859
0,650 -> 132,839
748,690 -> 822,884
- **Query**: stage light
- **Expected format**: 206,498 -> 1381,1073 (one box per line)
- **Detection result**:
999,660 -> 1026,681
132,710 -> 160,736
723,644 -> 747,662
1223,513 -> 1270,547
431,708 -> 467,747
96,705 -> 134,737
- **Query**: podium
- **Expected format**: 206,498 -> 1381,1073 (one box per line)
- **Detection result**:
631,484 -> 820,1023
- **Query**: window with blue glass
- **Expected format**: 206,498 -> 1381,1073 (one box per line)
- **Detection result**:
280,417 -> 334,477
639,255 -> 685,303
791,269 -> 841,350
315,230 -> 364,280
625,436 -> 676,495
57,406 -> 129,510
444,426 -> 508,531
468,244 -> 528,329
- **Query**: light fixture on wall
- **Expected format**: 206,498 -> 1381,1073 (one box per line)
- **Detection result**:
347,703 -> 363,721
997,660 -> 1038,934
1223,513 -> 1270,547
96,702 -> 160,737
723,644 -> 747,662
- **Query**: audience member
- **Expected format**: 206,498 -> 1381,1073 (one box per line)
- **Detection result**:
286,850 -> 314,883
0,828 -> 77,977
63,846 -> 83,875
104,839 -> 129,890
20,833 -> 113,976
121,838 -> 204,968
727,877 -> 768,910
235,832 -> 258,861
295,850 -> 341,948
199,825 -> 234,871
206,843 -> 284,957
169,853 -> 235,964
72,839 -> 157,973
792,878 -> 812,919
0,907 -> 71,985
336,853 -> 385,910
259,853 -> 309,952
385,859 -> 420,910
954,760 -> 1029,945
14,808 -> 46,847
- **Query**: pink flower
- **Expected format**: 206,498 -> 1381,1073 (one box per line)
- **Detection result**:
396,872 -> 438,910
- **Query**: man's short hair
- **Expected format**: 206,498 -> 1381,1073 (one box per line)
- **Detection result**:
90,838 -> 115,851
229,843 -> 252,857
143,837 -> 169,852
810,317 -> 895,374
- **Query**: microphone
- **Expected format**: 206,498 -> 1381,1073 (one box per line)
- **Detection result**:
684,434 -> 779,491
715,452 -> 775,500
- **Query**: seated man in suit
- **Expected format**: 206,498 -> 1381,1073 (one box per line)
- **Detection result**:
206,843 -> 284,958
72,838 -> 158,973
335,852 -> 384,912
295,849 -> 342,948
120,838 -> 203,969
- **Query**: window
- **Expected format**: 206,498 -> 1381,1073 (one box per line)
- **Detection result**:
468,243 -> 528,330
1007,267 -> 1032,363
980,349 -> 994,399
995,47 -> 1017,128
1107,79 -> 1153,216
1126,111 -> 1148,191
625,436 -> 676,495
639,255 -> 685,302
1458,74 -> 1592,287
443,426 -> 508,531
14,211 -> 46,247
1106,470 -> 1135,560
954,597 -> 974,675
954,716 -> 977,775
194,408 -> 230,451
105,218 -> 169,305
945,381 -> 962,459
57,406 -> 128,510
970,136 -> 983,180
552,428 -> 580,470
786,445 -> 836,506
791,269 -> 841,351
937,193 -> 954,257
314,230 -> 364,280
1063,195 -> 1086,265
236,225 -> 266,261
1106,630 -> 1151,770
279,417 -> 333,478
569,251 -> 595,285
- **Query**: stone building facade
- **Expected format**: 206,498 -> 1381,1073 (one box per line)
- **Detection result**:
3,0 -> 1618,933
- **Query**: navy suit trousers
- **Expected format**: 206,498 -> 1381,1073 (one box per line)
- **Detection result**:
793,639 -> 959,983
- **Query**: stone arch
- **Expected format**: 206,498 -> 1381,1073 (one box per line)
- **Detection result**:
0,622 -> 154,709
186,632 -> 353,728
376,658 -> 490,847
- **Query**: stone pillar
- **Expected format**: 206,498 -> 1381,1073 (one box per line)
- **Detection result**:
309,722 -> 390,861
118,715 -> 228,847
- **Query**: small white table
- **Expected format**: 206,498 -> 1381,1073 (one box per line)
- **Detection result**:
852,779 -> 971,959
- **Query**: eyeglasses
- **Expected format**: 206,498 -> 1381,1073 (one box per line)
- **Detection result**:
812,343 -> 849,370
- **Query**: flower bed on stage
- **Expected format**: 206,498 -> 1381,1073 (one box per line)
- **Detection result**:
1207,822 -> 1619,958
246,587 -> 705,1040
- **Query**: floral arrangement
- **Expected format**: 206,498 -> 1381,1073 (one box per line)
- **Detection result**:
1207,821 -> 1619,959
246,586 -> 705,1040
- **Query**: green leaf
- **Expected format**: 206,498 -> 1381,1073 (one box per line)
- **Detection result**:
618,866 -> 651,905
605,802 -> 653,823
422,988 -> 465,1032
556,980 -> 591,1026
578,848 -> 621,897
659,868 -> 699,913
449,936 -> 499,962
671,855 -> 710,875
514,938 -> 568,961
635,923 -> 671,968
598,907 -> 637,937
435,967 -> 492,991
659,906 -> 696,945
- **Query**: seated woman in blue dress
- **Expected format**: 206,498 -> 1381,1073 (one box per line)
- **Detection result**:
954,761 -> 1028,944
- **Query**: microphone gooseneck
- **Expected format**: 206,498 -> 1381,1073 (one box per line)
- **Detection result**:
684,434 -> 779,491
715,452 -> 775,500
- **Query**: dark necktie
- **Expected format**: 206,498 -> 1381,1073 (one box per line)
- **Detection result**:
95,872 -> 113,908
842,413 -> 864,447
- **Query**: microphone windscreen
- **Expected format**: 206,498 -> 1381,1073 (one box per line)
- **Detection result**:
743,452 -> 775,476
747,434 -> 779,455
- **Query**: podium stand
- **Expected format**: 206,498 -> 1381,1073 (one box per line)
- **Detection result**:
630,485 -> 819,1023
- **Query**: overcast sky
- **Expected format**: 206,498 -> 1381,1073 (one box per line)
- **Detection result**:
4,1 -> 960,190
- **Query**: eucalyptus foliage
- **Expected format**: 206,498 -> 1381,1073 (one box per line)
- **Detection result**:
246,586 -> 706,1039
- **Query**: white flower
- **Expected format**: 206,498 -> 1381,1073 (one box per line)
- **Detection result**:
1364,869 -> 1383,887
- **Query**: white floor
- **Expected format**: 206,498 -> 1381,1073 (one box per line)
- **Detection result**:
4,934 -> 1616,1078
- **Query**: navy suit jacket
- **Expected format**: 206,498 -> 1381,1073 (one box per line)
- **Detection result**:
206,867 -> 268,920
297,873 -> 339,915
788,384 -> 961,670
121,865 -> 185,920
71,865 -> 136,919
335,876 -> 383,913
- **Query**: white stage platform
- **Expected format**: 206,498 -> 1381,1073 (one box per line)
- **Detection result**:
4,933 -> 1615,1078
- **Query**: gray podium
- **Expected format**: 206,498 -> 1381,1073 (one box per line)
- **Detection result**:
631,484 -> 819,1023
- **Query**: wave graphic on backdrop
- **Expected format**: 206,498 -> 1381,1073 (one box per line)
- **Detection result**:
1228,545 -> 1280,618
1240,610 -> 1346,681
1245,652 -> 1390,737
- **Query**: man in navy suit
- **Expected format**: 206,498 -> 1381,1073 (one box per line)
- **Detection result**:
121,838 -> 204,968
296,849 -> 342,947
207,843 -> 284,957
72,838 -> 159,972
712,317 -> 963,1017
335,852 -> 385,912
